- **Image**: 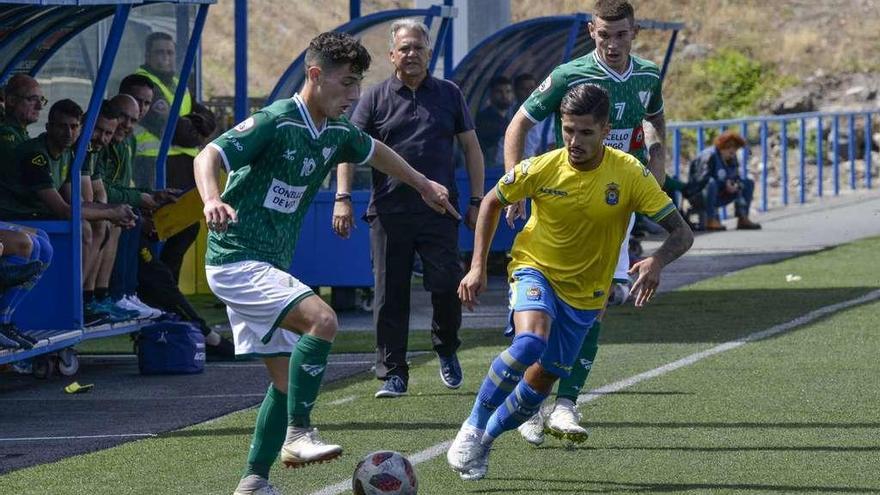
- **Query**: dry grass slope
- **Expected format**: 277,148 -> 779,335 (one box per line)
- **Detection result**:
201,0 -> 880,119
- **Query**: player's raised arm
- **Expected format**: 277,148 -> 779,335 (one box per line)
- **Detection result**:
368,140 -> 460,220
194,145 -> 237,232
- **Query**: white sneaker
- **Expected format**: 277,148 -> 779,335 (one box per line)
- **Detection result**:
517,404 -> 548,446
116,296 -> 156,319
447,423 -> 485,472
125,295 -> 163,318
458,443 -> 490,481
280,427 -> 342,468
546,398 -> 589,443
233,475 -> 282,495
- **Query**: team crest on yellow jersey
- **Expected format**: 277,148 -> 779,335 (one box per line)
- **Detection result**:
502,169 -> 515,184
605,182 -> 620,205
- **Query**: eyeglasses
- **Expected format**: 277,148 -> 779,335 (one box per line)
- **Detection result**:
17,94 -> 48,106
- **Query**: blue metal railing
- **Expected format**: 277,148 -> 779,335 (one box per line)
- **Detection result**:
669,109 -> 878,213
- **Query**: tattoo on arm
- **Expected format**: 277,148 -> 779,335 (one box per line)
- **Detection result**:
652,210 -> 694,267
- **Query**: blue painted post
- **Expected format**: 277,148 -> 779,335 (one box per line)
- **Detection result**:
659,29 -> 678,81
696,126 -> 704,151
68,4 -> 132,327
780,120 -> 788,206
350,0 -> 361,19
817,117 -> 824,197
443,0 -> 454,79
832,116 -> 839,196
848,114 -> 856,190
799,118 -> 806,204
234,0 -> 248,122
867,114 -> 873,189
156,4 -> 210,190
740,122 -> 749,178
760,121 -> 768,211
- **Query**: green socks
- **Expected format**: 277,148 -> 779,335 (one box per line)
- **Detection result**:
557,321 -> 601,403
288,334 -> 332,428
245,385 -> 287,479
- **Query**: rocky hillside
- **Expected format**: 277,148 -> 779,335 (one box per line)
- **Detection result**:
201,0 -> 880,118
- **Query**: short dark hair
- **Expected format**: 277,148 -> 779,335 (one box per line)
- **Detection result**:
513,73 -> 537,87
304,32 -> 371,75
560,84 -> 610,123
119,74 -> 155,95
594,0 -> 635,23
488,75 -> 512,90
99,99 -> 121,121
145,31 -> 174,54
48,99 -> 83,123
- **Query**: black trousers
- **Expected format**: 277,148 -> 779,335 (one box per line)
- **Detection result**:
160,222 -> 199,285
370,211 -> 463,382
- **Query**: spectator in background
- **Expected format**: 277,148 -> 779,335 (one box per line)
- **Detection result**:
334,19 -> 484,398
687,131 -> 761,231
0,222 -> 52,350
476,76 -> 514,168
513,73 -> 556,159
133,35 -> 205,284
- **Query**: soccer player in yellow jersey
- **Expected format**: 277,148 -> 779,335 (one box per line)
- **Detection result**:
447,84 -> 693,481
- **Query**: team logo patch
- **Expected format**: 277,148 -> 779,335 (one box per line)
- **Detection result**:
234,117 -> 255,132
322,146 -> 337,163
605,182 -> 620,205
526,286 -> 542,301
31,154 -> 47,166
301,364 -> 325,377
538,76 -> 552,93
502,169 -> 515,185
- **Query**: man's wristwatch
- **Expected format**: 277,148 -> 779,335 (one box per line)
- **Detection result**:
335,193 -> 352,202
469,196 -> 482,206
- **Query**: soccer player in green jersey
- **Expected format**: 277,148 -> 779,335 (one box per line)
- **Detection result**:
503,0 -> 671,446
447,83 -> 692,481
194,32 -> 458,495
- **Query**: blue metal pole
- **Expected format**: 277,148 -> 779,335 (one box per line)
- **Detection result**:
68,4 -> 131,327
155,4 -> 210,190
696,126 -> 704,150
562,14 -> 587,63
443,0 -> 454,79
799,118 -> 806,204
234,0 -> 248,122
672,128 -> 681,206
780,121 -> 788,206
866,114 -> 873,189
659,29 -> 678,82
816,117 -> 824,197
350,0 -> 361,19
760,121 -> 768,211
832,116 -> 839,196
739,122 -> 749,178
848,114 -> 856,190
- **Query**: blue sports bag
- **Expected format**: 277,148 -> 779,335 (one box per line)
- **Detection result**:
137,321 -> 206,374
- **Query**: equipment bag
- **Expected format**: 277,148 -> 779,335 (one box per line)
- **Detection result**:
137,321 -> 205,374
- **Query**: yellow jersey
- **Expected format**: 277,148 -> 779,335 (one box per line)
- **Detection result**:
496,146 -> 675,310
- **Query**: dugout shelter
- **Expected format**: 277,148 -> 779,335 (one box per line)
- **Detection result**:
0,0 -> 213,369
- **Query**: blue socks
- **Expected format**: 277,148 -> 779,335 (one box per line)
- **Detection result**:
485,380 -> 548,444
0,231 -> 51,324
467,332 -> 546,430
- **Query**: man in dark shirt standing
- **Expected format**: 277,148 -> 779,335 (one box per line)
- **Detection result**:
334,18 -> 484,398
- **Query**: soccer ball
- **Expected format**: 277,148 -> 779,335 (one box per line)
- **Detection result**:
352,451 -> 418,495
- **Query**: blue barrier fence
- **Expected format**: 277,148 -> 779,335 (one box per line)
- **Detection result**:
670,109 -> 878,214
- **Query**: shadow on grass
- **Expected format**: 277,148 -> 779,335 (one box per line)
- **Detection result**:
163,420 -> 461,438
469,477 -> 880,493
601,287 -> 877,344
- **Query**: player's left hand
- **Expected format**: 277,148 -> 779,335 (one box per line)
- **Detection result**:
628,256 -> 662,307
420,180 -> 461,220
332,200 -> 355,239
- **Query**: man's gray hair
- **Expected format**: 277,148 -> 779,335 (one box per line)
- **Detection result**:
389,18 -> 431,49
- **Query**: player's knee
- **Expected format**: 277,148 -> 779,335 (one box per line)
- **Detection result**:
5,231 -> 34,258
309,308 -> 338,340
81,221 -> 93,248
509,332 -> 547,366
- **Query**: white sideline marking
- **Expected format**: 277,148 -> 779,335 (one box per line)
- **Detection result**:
328,395 -> 357,406
0,433 -> 156,442
309,289 -> 880,495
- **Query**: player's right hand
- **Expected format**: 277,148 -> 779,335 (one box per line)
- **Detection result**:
419,180 -> 461,220
204,198 -> 237,232
504,200 -> 527,228
458,268 -> 487,311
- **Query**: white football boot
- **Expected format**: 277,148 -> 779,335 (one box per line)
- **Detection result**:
546,398 -> 589,443
280,427 -> 342,468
